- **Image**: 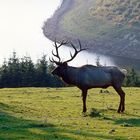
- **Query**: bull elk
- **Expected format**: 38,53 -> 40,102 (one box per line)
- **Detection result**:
50,40 -> 126,113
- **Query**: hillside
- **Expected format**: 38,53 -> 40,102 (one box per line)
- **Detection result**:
43,0 -> 140,69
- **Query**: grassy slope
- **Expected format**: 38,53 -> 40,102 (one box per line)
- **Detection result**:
0,87 -> 140,140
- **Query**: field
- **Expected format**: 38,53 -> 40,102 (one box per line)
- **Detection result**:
0,87 -> 140,140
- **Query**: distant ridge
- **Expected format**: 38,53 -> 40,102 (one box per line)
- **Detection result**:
43,0 -> 140,70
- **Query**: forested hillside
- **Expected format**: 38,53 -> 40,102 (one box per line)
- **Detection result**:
43,0 -> 140,69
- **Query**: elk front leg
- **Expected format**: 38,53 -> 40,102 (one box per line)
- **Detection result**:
82,89 -> 87,113
119,88 -> 125,112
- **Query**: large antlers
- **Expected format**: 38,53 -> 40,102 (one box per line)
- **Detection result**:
50,39 -> 86,65
49,39 -> 68,65
64,40 -> 86,63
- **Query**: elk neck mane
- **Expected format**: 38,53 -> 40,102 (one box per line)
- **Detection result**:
61,65 -> 80,85
61,64 -> 97,85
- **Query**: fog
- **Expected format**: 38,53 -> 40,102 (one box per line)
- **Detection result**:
0,0 -> 114,66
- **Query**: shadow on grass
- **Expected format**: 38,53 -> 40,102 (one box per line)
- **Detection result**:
89,108 -> 140,128
89,108 -> 114,118
0,102 -> 127,140
123,111 -> 140,118
0,102 -> 73,140
115,118 -> 140,127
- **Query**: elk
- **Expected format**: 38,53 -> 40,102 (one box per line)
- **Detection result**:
50,40 -> 126,113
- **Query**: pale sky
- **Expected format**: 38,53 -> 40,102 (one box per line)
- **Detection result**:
0,0 -> 61,63
0,0 -> 114,66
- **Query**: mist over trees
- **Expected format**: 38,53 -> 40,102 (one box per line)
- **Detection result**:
96,56 -> 140,87
0,52 -> 139,88
124,68 -> 140,87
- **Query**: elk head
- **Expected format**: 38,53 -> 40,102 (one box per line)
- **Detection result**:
50,40 -> 86,77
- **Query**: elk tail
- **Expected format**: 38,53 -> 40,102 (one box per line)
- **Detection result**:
121,69 -> 127,76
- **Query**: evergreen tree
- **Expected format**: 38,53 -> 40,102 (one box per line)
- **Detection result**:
7,52 -> 21,87
0,52 -> 66,88
47,62 -> 55,73
36,55 -> 48,87
95,56 -> 101,66
0,59 -> 9,87
125,68 -> 140,87
20,56 -> 36,87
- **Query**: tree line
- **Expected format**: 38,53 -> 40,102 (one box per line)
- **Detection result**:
0,52 -> 139,88
124,68 -> 140,87
0,52 -> 64,88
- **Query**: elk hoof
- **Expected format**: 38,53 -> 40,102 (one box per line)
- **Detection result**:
117,110 -> 121,113
117,110 -> 125,114
121,108 -> 125,113
82,112 -> 87,117
120,110 -> 125,113
83,108 -> 87,113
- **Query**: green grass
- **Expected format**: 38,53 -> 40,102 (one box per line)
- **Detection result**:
0,87 -> 140,140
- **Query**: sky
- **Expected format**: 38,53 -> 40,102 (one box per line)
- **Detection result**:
0,0 -> 114,66
0,0 -> 61,63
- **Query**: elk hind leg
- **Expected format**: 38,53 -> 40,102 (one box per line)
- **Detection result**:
113,86 -> 125,113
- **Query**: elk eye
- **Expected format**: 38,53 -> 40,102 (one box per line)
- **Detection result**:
63,62 -> 67,66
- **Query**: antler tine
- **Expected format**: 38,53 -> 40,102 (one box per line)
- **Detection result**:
50,39 -> 69,65
49,57 -> 57,63
52,40 -> 62,62
49,57 -> 61,65
71,40 -> 86,53
78,39 -> 82,50
64,40 -> 86,63
70,51 -> 73,58
60,40 -> 68,45
52,50 -> 60,62
58,40 -> 68,48
78,39 -> 87,52
49,57 -> 54,63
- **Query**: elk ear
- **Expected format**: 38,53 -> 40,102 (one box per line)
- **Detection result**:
63,62 -> 68,66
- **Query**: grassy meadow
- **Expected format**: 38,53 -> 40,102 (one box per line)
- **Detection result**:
0,87 -> 140,140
